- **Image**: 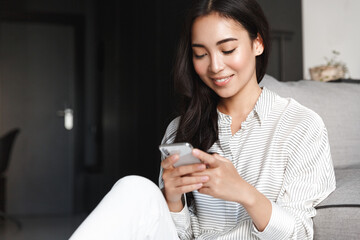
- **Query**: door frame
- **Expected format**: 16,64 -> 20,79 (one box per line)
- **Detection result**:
0,12 -> 85,214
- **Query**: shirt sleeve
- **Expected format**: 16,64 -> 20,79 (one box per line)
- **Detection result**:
169,195 -> 195,240
253,114 -> 336,239
158,117 -> 180,189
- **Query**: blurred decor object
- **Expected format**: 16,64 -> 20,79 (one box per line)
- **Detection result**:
309,50 -> 349,82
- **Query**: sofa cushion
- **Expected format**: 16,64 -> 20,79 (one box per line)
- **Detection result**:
260,75 -> 360,169
313,207 -> 360,240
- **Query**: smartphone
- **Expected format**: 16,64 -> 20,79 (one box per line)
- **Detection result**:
159,142 -> 201,167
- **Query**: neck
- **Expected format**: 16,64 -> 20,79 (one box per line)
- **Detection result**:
218,79 -> 262,119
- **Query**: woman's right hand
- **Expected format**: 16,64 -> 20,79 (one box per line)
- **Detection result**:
161,154 -> 208,212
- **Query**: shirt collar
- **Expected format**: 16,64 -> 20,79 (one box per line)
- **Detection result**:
253,87 -> 275,125
217,87 -> 275,126
217,108 -> 232,124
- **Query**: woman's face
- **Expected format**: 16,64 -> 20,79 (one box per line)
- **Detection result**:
191,12 -> 263,100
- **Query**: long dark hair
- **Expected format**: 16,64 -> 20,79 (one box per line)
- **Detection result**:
173,0 -> 270,151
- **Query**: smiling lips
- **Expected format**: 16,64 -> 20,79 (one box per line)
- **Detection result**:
211,74 -> 234,87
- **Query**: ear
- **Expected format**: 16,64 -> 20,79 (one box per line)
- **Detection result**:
253,34 -> 264,56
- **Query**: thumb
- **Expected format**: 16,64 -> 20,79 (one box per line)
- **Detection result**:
192,149 -> 218,167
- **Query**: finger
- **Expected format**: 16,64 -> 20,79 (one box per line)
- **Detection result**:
192,149 -> 218,167
190,168 -> 212,177
212,153 -> 230,164
189,171 -> 212,188
177,183 -> 203,194
171,163 -> 206,177
161,154 -> 179,169
174,175 -> 209,187
198,186 -> 211,195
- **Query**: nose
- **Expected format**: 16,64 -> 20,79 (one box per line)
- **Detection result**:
209,53 -> 224,73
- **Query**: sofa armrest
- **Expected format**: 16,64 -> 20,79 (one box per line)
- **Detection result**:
316,168 -> 360,208
314,168 -> 360,239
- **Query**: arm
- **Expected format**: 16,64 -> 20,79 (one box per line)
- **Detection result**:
158,118 -> 206,239
192,120 -> 336,239
253,122 -> 336,239
159,156 -> 206,240
167,193 -> 198,239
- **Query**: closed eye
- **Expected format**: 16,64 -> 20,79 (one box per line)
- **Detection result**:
194,53 -> 207,59
223,48 -> 236,55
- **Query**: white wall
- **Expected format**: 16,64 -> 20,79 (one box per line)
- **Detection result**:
302,0 -> 360,79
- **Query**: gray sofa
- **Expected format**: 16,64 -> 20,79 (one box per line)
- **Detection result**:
261,75 -> 360,239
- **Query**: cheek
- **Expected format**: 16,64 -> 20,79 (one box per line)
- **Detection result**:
193,59 -> 207,76
226,54 -> 247,70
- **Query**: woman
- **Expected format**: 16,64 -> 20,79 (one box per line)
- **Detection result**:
70,0 -> 335,239
159,0 -> 335,238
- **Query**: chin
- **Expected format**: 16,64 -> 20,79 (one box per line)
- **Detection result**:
213,89 -> 237,99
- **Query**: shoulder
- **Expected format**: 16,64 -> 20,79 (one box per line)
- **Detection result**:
285,98 -> 325,131
266,89 -> 326,146
267,88 -> 325,130
278,98 -> 329,158
161,116 -> 181,144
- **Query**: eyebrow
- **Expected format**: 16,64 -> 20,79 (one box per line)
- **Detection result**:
192,38 -> 238,48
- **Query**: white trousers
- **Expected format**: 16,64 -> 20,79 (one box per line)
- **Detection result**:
69,176 -> 179,240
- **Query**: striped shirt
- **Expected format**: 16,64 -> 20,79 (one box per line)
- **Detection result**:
159,87 -> 336,240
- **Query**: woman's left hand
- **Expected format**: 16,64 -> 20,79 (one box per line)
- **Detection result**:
192,148 -> 272,231
191,148 -> 250,203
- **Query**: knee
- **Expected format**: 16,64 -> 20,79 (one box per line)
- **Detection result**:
111,175 -> 161,198
113,175 -> 156,188
105,176 -> 167,216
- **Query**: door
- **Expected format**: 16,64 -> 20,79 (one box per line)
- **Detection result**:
257,0 -> 303,81
0,21 -> 76,215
